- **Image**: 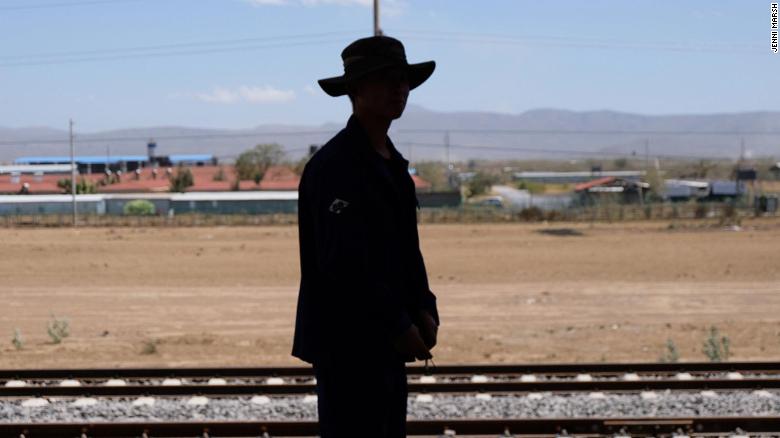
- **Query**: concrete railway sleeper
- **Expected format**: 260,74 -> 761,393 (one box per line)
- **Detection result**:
5,417 -> 780,438
2,362 -> 779,381
2,379 -> 780,398
2,362 -> 779,399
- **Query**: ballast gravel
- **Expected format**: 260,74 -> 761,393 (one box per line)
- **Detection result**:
1,391 -> 779,423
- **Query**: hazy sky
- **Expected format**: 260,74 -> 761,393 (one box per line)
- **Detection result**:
0,0 -> 776,131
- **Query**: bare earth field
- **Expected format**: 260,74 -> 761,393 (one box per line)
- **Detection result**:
1,219 -> 779,369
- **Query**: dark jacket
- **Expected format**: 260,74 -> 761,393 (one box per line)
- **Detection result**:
292,115 -> 439,364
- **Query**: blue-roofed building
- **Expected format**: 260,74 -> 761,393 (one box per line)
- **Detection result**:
13,141 -> 217,174
14,155 -> 149,165
14,155 -> 150,174
168,154 -> 218,166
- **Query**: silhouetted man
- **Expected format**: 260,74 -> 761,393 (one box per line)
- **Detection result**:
292,36 -> 440,438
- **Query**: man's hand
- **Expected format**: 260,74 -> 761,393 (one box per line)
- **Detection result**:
416,310 -> 438,349
393,324 -> 432,361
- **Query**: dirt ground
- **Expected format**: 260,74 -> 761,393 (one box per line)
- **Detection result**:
1,218 -> 779,369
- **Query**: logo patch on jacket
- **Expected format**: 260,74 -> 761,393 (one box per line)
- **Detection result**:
328,198 -> 350,214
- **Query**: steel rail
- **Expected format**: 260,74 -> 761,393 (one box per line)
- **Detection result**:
2,378 -> 780,398
4,417 -> 780,437
1,361 -> 778,380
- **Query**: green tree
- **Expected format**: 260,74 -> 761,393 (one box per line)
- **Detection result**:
515,179 -> 545,194
644,167 -> 664,201
466,171 -> 499,197
169,167 -> 194,192
57,178 -> 97,194
212,165 -> 228,182
290,145 -> 321,176
292,156 -> 310,176
235,143 -> 286,182
413,161 -> 450,191
123,199 -> 156,216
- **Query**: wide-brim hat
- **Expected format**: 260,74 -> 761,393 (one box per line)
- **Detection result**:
318,35 -> 435,97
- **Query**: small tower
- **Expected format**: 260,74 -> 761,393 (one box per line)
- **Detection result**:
147,139 -> 157,163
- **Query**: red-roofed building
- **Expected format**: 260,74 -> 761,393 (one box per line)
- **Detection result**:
411,174 -> 432,192
0,181 -> 61,195
258,165 -> 300,191
3,162 -> 435,195
0,170 -> 68,195
574,176 -> 617,192
92,165 -> 231,193
574,176 -> 650,205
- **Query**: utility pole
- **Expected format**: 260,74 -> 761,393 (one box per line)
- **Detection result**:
739,137 -> 745,163
738,137 -> 746,206
444,130 -> 452,187
644,138 -> 649,173
69,119 -> 77,227
444,131 -> 451,170
373,0 -> 382,36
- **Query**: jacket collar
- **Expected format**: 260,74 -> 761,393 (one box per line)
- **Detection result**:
343,114 -> 408,205
344,114 -> 408,167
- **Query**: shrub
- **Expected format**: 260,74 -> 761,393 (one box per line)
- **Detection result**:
694,204 -> 708,219
123,199 -> 156,216
702,326 -> 730,362
517,206 -> 545,221
141,339 -> 159,355
169,167 -> 194,192
12,328 -> 23,350
659,338 -> 679,363
544,209 -> 565,221
47,314 -> 70,344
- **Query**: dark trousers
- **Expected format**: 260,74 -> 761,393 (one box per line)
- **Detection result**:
313,350 -> 408,438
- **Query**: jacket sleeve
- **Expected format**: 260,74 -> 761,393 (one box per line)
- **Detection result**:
310,162 -> 413,339
408,205 -> 440,326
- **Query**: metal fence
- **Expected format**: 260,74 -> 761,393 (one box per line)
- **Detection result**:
0,201 -> 771,228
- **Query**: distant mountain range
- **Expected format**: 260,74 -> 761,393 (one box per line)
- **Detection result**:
1,106 -> 777,163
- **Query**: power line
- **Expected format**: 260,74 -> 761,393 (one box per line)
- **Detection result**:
396,128 -> 780,136
2,127 -> 777,147
0,137 -> 749,162
397,29 -> 763,50
0,31 -> 359,62
403,141 -> 729,161
1,27 -> 763,68
394,30 -> 764,54
0,0 -> 146,11
403,35 -> 764,54
0,130 -> 339,146
0,36 -> 354,67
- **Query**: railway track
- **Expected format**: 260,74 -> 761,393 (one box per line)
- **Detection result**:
4,417 -> 780,437
4,361 -> 779,380
3,363 -> 778,437
2,362 -> 778,398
